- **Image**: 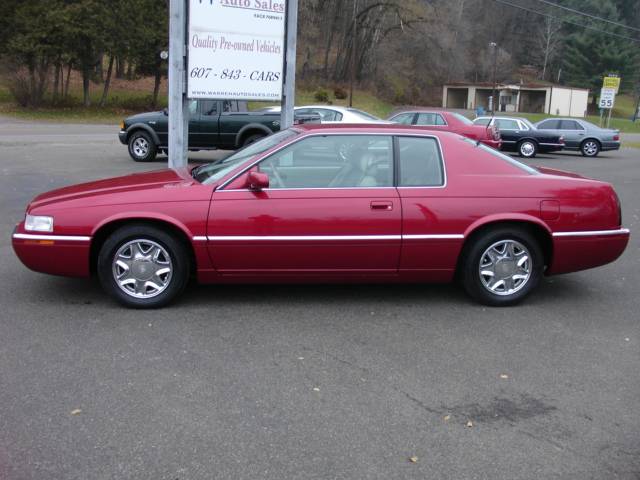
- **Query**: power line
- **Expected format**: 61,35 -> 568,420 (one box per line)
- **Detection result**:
534,0 -> 640,34
491,0 -> 640,43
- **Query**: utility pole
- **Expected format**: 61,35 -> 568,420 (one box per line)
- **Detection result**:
633,82 -> 640,122
168,0 -> 188,169
280,0 -> 298,129
490,41 -> 497,113
349,0 -> 357,107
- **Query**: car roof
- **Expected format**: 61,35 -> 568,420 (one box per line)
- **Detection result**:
475,116 -> 523,121
293,123 -> 462,137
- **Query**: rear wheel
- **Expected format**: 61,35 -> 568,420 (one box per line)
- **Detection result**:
97,225 -> 190,308
461,227 -> 543,306
581,139 -> 600,157
517,140 -> 537,158
128,131 -> 157,162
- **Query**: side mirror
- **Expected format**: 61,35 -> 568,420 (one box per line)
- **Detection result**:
162,107 -> 168,116
246,171 -> 269,191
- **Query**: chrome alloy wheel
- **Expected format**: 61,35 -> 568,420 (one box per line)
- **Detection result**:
520,141 -> 535,157
478,239 -> 531,296
583,141 -> 598,156
132,137 -> 149,157
112,239 -> 172,299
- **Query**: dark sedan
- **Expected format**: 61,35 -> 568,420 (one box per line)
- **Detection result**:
473,116 -> 564,158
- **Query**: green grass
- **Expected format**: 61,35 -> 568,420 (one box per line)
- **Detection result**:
0,83 -> 166,124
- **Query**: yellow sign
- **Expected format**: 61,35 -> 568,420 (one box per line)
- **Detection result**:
603,76 -> 620,93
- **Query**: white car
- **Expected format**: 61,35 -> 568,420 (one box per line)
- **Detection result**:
259,105 -> 387,123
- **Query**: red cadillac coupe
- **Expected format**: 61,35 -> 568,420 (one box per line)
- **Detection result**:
12,124 -> 629,308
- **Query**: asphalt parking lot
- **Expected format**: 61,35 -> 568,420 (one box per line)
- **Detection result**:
1,117 -> 639,480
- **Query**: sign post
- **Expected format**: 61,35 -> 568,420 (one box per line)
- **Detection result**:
168,0 -> 189,169
281,0 -> 298,129
599,87 -> 616,128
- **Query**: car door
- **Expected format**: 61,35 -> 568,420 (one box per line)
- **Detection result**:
190,100 -> 220,147
414,112 -> 449,131
493,118 -> 521,147
395,135 -> 461,277
558,119 -> 584,148
390,112 -> 416,125
206,134 -> 401,275
155,100 -> 199,148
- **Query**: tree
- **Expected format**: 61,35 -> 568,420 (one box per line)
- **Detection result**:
562,0 -> 639,100
65,0 -> 110,106
130,0 -> 168,107
4,0 -> 69,106
535,17 -> 563,81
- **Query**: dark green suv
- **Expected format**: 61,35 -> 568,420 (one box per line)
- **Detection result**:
118,99 -> 285,162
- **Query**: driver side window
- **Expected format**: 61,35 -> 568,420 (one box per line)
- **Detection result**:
258,135 -> 393,189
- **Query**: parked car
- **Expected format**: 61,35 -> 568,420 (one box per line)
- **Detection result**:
473,116 -> 564,158
259,105 -> 387,123
13,124 -> 629,308
388,110 -> 501,149
118,99 -> 317,162
534,118 -> 620,157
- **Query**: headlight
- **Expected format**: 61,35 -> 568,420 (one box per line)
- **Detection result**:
25,215 -> 54,232
119,120 -> 125,130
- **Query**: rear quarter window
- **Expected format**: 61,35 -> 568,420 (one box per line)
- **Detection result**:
458,137 -> 538,175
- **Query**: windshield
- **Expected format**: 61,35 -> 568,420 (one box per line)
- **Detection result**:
346,108 -> 381,121
460,137 -> 539,174
452,112 -> 473,125
193,129 -> 300,184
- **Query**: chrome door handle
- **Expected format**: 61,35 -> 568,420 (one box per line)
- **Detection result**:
371,201 -> 393,210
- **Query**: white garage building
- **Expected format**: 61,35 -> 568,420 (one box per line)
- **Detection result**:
442,82 -> 589,117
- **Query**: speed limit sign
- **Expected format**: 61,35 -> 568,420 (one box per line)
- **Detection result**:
599,88 -> 616,109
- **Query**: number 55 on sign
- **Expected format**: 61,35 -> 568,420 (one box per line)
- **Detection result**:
599,88 -> 616,109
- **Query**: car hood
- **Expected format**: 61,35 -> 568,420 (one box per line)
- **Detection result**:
29,168 -> 195,210
125,111 -> 165,124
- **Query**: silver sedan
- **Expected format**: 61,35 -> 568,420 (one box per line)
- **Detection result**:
534,118 -> 620,157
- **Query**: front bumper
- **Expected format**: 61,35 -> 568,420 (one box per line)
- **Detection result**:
118,130 -> 128,145
12,227 -> 91,278
547,228 -> 630,275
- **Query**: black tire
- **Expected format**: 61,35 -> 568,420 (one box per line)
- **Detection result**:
242,133 -> 265,147
580,139 -> 600,157
127,131 -> 157,162
517,139 -> 538,158
460,226 -> 543,306
97,225 -> 190,308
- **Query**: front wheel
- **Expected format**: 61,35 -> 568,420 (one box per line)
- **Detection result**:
128,131 -> 157,162
97,225 -> 190,308
460,227 -> 543,306
581,139 -> 600,157
518,140 -> 537,158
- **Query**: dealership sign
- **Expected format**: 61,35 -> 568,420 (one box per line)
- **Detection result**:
599,87 -> 616,109
187,0 -> 286,100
